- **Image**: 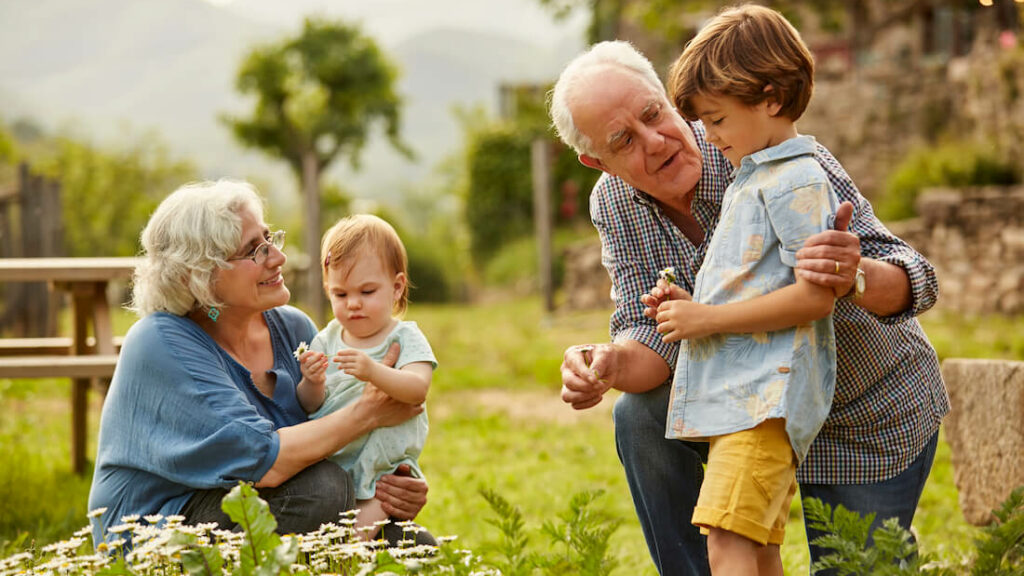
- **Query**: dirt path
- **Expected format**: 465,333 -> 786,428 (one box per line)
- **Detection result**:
432,388 -> 617,425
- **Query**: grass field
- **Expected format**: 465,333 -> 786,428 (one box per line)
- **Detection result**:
1,298 -> 1021,573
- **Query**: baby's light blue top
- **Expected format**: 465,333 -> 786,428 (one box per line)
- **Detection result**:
311,319 -> 436,499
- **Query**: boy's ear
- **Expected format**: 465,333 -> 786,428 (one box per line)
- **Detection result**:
579,154 -> 606,172
763,84 -> 783,117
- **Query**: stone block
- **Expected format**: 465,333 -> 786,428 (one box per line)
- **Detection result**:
942,359 -> 1024,525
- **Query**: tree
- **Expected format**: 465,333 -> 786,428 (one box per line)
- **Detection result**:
223,18 -> 410,321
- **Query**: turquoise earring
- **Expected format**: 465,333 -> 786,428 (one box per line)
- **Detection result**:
207,306 -> 220,322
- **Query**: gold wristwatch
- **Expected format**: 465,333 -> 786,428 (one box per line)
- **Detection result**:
849,267 -> 866,300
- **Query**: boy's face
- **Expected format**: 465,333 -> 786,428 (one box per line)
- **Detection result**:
572,66 -> 703,212
689,92 -> 789,168
326,252 -> 405,344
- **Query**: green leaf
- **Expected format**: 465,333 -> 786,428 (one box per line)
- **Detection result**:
222,482 -> 282,576
170,531 -> 225,576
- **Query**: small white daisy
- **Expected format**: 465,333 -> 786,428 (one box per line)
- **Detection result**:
293,342 -> 309,360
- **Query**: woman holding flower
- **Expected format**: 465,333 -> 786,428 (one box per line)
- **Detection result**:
88,180 -> 429,544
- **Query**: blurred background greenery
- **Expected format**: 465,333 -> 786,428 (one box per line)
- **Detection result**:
3,1 -> 1024,573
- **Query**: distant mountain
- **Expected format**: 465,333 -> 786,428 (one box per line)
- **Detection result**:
0,0 -> 583,202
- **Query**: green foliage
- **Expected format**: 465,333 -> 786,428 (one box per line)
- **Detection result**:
540,490 -> 621,576
971,486 -> 1024,576
878,140 -> 1018,222
30,131 -> 195,257
461,124 -> 597,264
477,488 -> 621,576
804,497 -> 955,575
479,489 -> 533,576
463,124 -> 535,262
224,17 -> 409,177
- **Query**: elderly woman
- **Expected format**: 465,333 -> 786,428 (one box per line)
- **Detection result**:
88,180 -> 429,543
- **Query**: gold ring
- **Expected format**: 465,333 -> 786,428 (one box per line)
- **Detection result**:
834,260 -> 841,274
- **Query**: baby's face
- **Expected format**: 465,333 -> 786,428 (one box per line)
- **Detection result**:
325,254 -> 403,343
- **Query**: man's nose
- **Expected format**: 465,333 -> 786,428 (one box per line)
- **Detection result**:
640,125 -> 666,153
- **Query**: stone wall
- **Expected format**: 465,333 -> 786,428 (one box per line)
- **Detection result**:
888,186 -> 1024,315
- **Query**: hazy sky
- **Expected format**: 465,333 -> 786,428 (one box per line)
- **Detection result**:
204,0 -> 588,47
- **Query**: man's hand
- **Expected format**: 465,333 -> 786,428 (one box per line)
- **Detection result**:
795,201 -> 859,298
560,343 -> 622,410
376,463 -> 428,520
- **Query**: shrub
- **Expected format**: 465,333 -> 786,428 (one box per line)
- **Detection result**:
878,140 -> 1017,222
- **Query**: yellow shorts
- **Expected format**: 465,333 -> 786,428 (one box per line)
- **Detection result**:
692,418 -> 797,546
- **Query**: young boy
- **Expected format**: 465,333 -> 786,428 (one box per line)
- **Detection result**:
650,5 -> 841,575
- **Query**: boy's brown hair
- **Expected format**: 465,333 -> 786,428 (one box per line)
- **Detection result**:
320,214 -> 411,315
668,4 -> 814,122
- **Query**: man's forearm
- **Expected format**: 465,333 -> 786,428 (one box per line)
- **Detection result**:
611,339 -> 671,393
857,258 -> 913,317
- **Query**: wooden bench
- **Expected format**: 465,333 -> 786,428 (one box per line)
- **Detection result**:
0,336 -> 123,357
0,354 -> 121,475
0,354 -> 119,378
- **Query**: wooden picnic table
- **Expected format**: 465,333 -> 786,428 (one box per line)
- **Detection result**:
0,257 -> 139,473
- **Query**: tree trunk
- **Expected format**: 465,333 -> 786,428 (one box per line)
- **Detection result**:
301,152 -> 323,324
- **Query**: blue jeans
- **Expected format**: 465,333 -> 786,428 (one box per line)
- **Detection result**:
613,383 -> 938,576
800,431 -> 938,575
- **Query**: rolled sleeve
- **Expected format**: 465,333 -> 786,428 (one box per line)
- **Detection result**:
817,146 -> 939,322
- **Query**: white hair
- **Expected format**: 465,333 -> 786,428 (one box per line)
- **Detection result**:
549,40 -> 666,157
130,180 -> 266,316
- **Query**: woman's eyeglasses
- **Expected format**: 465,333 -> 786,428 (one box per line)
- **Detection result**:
228,230 -> 286,265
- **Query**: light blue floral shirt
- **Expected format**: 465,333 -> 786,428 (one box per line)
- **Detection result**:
666,136 -> 839,461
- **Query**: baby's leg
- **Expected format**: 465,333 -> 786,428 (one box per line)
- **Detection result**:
355,497 -> 390,541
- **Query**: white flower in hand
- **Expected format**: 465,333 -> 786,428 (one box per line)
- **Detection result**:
658,266 -> 677,285
292,342 -> 308,361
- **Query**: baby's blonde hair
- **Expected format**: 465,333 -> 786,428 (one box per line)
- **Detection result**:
320,214 -> 410,315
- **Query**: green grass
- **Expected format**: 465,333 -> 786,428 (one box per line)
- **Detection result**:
2,299 -> 1021,573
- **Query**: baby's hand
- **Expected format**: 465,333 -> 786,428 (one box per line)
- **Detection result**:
297,349 -> 328,386
334,349 -> 377,382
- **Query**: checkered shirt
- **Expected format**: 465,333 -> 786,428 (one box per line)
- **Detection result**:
592,121 -> 950,484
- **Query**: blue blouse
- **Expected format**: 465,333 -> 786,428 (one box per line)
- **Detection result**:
87,306 -> 316,541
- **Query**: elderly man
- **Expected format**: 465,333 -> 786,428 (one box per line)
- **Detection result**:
550,41 -> 949,575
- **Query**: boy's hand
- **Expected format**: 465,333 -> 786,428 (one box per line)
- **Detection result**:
642,279 -> 692,320
334,349 -> 377,381
656,299 -> 715,341
297,350 -> 328,386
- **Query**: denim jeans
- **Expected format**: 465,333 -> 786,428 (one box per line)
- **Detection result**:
180,460 -> 356,534
800,431 -> 939,575
614,383 -> 939,576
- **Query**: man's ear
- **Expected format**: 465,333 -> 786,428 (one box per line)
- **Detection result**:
579,154 -> 606,172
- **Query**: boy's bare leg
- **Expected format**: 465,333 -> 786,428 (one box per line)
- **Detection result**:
707,528 -> 759,575
756,544 -> 783,576
355,497 -> 390,541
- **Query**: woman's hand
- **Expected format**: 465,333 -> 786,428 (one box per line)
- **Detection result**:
375,463 -> 428,519
357,381 -> 422,429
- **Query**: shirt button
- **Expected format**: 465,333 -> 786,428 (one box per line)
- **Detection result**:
778,366 -> 791,374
